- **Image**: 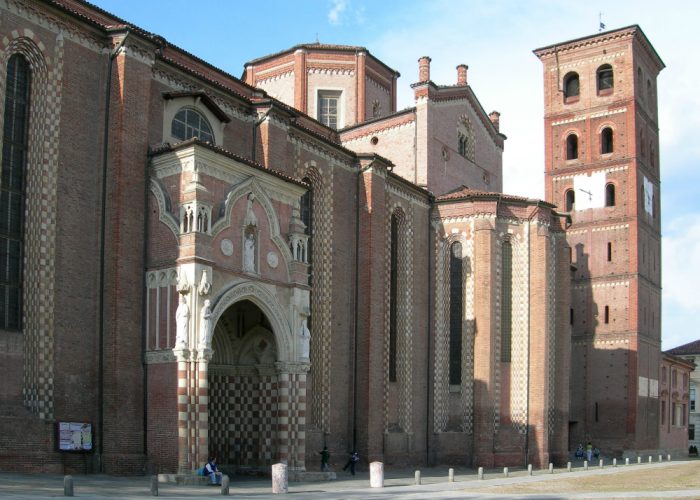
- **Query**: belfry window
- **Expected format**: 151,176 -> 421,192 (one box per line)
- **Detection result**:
605,183 -> 615,207
601,127 -> 613,154
563,72 -> 580,101
449,242 -> 463,385
171,107 -> 214,143
1,54 -> 30,331
501,241 -> 513,362
566,134 -> 578,160
565,189 -> 575,212
597,64 -> 614,94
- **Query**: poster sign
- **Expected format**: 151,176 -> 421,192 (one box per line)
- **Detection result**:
57,422 -> 92,451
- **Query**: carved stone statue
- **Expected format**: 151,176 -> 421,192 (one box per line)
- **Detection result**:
198,299 -> 213,350
299,318 -> 311,360
243,232 -> 256,272
198,270 -> 211,296
175,295 -> 190,348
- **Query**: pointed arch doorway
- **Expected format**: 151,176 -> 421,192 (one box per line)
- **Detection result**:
208,299 -> 279,472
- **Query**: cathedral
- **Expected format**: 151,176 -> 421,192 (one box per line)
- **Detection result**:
0,0 -> 670,476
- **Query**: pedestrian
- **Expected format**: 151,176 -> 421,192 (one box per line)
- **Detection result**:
205,456 -> 223,486
342,450 -> 359,475
586,441 -> 593,462
319,446 -> 330,472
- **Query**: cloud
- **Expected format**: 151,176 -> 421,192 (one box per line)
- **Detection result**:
328,0 -> 347,26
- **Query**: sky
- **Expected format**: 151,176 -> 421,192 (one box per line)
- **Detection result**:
91,0 -> 699,350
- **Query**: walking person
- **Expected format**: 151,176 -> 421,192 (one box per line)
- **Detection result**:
205,456 -> 223,486
319,446 -> 330,472
586,441 -> 593,462
342,450 -> 359,475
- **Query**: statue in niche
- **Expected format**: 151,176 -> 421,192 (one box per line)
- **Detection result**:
243,232 -> 256,272
175,295 -> 190,348
198,299 -> 213,350
299,318 -> 311,360
198,270 -> 211,296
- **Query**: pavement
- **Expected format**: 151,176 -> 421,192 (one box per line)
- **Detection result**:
1,459 -> 699,499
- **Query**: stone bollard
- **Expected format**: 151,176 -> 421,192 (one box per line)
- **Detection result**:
638,456 -> 642,464
503,467 -> 509,478
599,459 -> 604,468
272,463 -> 288,494
64,475 -> 74,497
415,470 -> 421,485
477,467 -> 484,480
613,458 -> 617,467
648,456 -> 652,464
370,462 -> 384,488
527,464 -> 532,476
625,458 -> 629,466
221,475 -> 230,496
668,454 -> 672,461
548,463 -> 554,474
448,468 -> 454,482
658,454 -> 663,462
150,475 -> 158,496
584,460 -> 588,471
567,462 -> 571,472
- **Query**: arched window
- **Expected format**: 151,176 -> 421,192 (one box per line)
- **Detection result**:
563,72 -> 580,101
566,133 -> 578,160
566,189 -> 575,212
601,127 -> 613,154
171,107 -> 214,143
640,130 -> 645,157
1,54 -> 31,330
647,80 -> 653,103
501,241 -> 513,362
449,241 -> 463,385
389,213 -> 398,382
650,143 -> 655,167
605,183 -> 616,207
597,64 -> 614,94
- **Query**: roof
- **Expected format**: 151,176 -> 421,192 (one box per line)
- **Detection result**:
666,339 -> 700,356
244,42 -> 400,77
533,24 -> 665,70
436,185 -> 553,207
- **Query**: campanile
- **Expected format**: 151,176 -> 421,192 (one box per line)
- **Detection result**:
535,26 -> 664,452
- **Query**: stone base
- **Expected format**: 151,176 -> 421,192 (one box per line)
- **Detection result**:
158,473 -> 210,485
289,471 -> 337,482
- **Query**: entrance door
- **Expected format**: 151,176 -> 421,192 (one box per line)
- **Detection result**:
208,299 -> 278,472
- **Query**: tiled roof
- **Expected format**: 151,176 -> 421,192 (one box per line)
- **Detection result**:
436,185 -> 545,205
666,339 -> 700,356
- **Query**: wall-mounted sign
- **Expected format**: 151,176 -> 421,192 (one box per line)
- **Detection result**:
57,422 -> 92,452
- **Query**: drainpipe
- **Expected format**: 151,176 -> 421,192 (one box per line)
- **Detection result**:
97,29 -> 130,471
251,107 -> 273,163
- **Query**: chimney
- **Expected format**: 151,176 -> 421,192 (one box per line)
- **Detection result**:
489,111 -> 501,132
418,56 -> 431,82
456,64 -> 468,85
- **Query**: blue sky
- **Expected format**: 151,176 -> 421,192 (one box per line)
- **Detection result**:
92,0 -> 699,350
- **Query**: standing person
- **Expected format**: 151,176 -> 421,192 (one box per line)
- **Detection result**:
319,446 -> 330,472
205,456 -> 223,486
342,450 -> 359,475
586,441 -> 593,462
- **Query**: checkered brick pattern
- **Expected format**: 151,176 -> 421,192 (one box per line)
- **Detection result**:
460,236 -> 475,434
493,235 -> 502,433
1,31 -> 63,420
208,371 -> 278,467
432,236 -> 450,432
546,234 -> 558,434
295,164 -> 333,433
383,204 -> 415,433
510,232 -> 530,434
285,372 -> 307,469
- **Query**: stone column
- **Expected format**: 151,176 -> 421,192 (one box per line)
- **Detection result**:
275,362 -> 310,471
175,350 -> 191,472
195,351 -> 212,470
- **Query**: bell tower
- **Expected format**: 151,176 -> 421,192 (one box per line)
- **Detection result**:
535,26 -> 664,453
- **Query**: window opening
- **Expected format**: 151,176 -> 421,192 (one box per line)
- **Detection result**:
563,72 -> 580,101
605,183 -> 615,207
171,107 -> 214,143
566,134 -> 578,160
318,91 -> 341,129
601,127 -> 613,154
597,64 -> 614,93
607,242 -> 612,262
565,189 -> 575,212
1,54 -> 30,331
604,305 -> 609,324
449,242 -> 463,385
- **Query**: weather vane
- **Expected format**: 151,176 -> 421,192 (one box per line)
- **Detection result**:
599,12 -> 606,32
